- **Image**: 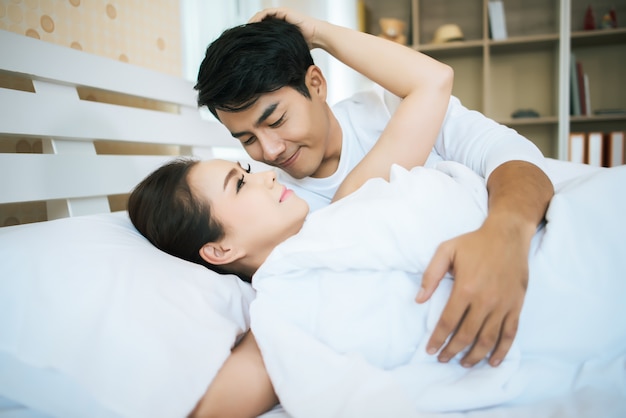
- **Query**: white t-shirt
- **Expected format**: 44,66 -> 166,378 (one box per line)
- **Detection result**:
277,87 -> 548,212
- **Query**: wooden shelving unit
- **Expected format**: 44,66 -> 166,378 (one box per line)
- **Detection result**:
360,0 -> 626,160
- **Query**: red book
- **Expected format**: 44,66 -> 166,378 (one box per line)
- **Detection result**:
576,61 -> 587,115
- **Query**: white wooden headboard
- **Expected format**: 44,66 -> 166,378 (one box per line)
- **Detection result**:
0,29 -> 235,224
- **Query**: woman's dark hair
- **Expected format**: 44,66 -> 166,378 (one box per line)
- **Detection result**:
127,158 -> 244,280
195,17 -> 314,119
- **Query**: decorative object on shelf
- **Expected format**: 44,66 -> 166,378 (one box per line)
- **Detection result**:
378,17 -> 407,45
584,5 -> 596,30
511,109 -> 540,118
610,7 -> 618,27
488,0 -> 508,40
600,8 -> 618,29
431,23 -> 464,44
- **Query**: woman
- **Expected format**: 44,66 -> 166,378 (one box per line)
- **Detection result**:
129,157 -> 626,417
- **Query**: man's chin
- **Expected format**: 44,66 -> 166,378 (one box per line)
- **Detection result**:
284,168 -> 309,179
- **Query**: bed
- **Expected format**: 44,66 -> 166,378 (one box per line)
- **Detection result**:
0,29 -> 270,418
1,29 -> 624,418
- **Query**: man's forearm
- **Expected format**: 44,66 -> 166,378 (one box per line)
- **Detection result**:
485,160 -> 554,242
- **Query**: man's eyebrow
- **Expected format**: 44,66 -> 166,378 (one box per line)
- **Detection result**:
256,102 -> 278,126
231,102 -> 279,138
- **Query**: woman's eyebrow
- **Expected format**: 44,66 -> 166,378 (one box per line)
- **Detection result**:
223,168 -> 238,190
223,162 -> 245,190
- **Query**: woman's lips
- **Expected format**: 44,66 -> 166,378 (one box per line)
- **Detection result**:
279,186 -> 293,203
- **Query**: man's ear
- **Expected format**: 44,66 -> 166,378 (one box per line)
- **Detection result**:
306,65 -> 327,99
199,242 -> 244,266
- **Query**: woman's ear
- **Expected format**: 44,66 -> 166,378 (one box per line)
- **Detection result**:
199,242 -> 244,266
306,65 -> 327,99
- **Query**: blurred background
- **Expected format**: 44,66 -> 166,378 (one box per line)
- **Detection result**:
0,0 -> 369,106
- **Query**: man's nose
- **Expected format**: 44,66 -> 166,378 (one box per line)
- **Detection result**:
258,134 -> 286,162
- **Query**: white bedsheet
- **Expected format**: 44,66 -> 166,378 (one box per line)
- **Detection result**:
251,162 -> 626,417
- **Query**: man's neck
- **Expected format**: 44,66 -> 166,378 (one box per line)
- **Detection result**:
310,109 -> 343,179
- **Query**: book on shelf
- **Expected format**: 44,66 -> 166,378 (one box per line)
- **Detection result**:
488,1 -> 507,40
576,61 -> 587,116
570,54 -> 581,116
605,131 -> 625,167
569,56 -> 593,117
568,132 -> 586,164
583,73 -> 591,116
569,131 -> 626,167
587,132 -> 604,167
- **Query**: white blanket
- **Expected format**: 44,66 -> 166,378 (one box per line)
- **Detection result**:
251,162 -> 626,417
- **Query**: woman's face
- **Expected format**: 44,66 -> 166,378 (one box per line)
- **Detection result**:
188,159 -> 309,267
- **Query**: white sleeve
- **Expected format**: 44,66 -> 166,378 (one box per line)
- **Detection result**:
434,96 -> 548,180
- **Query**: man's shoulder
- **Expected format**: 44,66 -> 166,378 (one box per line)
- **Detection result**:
332,88 -> 387,115
332,88 -> 390,144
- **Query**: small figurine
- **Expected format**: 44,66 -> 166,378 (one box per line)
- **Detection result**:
610,7 -> 618,27
584,5 -> 596,30
378,18 -> 407,45
601,7 -> 618,29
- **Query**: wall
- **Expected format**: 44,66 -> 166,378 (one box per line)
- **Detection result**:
0,0 -> 183,226
181,0 -> 371,104
0,0 -> 182,76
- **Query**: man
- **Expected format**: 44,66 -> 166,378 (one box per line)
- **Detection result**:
195,8 -> 552,371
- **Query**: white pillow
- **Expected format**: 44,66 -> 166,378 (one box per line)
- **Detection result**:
0,211 -> 255,418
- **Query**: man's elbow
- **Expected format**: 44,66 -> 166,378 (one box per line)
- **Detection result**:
438,64 -> 454,96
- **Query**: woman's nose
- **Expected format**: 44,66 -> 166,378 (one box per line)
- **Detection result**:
249,170 -> 276,188
262,170 -> 276,187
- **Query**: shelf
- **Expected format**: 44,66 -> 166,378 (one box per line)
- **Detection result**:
571,28 -> 626,47
416,39 -> 483,57
570,114 -> 626,123
500,116 -> 559,126
370,0 -> 625,160
489,33 -> 559,53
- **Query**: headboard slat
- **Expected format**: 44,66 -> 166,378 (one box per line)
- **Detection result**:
0,29 -> 195,105
0,29 -> 238,223
0,86 -> 232,146
0,154 -> 173,204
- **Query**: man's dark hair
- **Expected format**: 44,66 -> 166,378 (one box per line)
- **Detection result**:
194,17 -> 315,119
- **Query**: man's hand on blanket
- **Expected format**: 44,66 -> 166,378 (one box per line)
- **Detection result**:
415,218 -> 529,368
416,160 -> 553,367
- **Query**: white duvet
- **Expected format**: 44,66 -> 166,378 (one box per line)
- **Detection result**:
250,162 -> 626,418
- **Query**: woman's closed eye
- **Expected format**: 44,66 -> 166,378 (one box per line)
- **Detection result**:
236,174 -> 245,192
235,163 -> 252,193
